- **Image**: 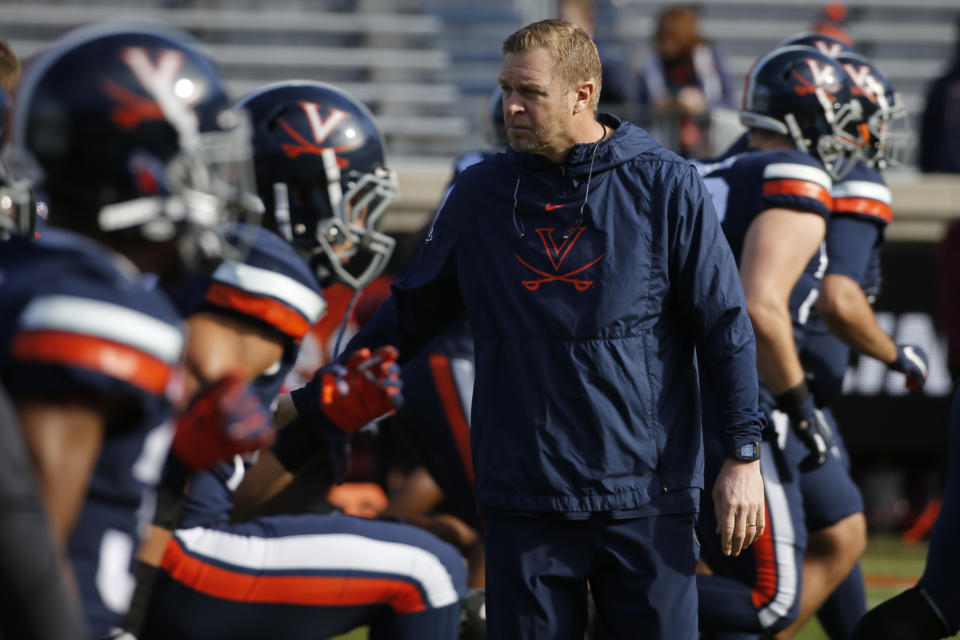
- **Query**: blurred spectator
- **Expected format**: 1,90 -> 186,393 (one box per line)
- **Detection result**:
638,5 -> 734,158
919,14 -> 960,173
0,38 -> 20,93
557,0 -> 636,110
813,3 -> 854,48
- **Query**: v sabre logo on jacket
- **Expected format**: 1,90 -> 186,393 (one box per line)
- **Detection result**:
514,227 -> 605,292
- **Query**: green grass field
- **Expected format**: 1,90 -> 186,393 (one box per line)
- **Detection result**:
795,532 -> 958,640
332,533 -> 956,639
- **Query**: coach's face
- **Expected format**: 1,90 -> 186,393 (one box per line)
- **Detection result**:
499,47 -> 578,164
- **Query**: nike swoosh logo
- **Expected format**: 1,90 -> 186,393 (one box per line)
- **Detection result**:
545,203 -> 569,211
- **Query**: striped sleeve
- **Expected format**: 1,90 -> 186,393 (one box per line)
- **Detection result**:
205,260 -> 327,341
11,294 -> 183,396
831,180 -> 892,224
761,162 -> 833,217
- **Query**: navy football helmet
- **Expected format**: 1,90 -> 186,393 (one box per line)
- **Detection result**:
7,20 -> 257,265
777,32 -> 854,59
486,87 -> 508,149
234,80 -> 397,291
741,45 -> 864,179
836,52 -> 909,170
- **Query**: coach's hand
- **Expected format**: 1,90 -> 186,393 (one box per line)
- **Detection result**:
889,344 -> 930,391
712,458 -> 765,556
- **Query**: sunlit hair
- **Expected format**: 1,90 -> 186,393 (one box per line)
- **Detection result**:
503,19 -> 602,110
655,6 -> 706,57
0,39 -> 20,93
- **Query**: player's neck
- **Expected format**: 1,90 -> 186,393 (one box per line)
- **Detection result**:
747,130 -> 794,152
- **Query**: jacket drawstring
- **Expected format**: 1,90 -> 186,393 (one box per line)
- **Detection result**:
511,124 -> 607,240
564,123 -> 606,239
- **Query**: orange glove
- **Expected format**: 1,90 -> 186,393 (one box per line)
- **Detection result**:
172,370 -> 275,470
317,346 -> 403,434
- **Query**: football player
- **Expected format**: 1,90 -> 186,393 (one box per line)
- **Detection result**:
0,20 -> 273,636
693,45 -> 863,636
132,81 -> 466,640
783,50 -> 928,640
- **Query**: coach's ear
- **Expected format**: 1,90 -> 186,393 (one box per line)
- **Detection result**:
572,79 -> 597,115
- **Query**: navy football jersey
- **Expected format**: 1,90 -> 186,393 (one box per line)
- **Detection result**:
695,148 -> 833,331
168,224 -> 326,526
0,228 -> 184,635
800,162 -> 891,406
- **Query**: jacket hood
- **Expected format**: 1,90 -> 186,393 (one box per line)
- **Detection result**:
509,113 -> 662,177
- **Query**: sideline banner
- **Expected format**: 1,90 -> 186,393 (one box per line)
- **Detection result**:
834,242 -> 954,456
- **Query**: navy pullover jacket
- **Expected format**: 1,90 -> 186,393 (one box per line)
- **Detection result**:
332,114 -> 764,516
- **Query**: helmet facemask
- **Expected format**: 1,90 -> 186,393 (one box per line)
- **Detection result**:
799,88 -> 864,180
871,95 -> 911,170
273,149 -> 397,291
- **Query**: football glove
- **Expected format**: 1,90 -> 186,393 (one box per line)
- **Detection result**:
313,346 -> 403,434
171,370 -> 275,470
776,382 -> 831,471
889,344 -> 930,391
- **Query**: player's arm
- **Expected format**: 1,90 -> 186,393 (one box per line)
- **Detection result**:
817,272 -> 897,362
15,396 -> 121,607
740,207 -> 826,394
0,388 -> 87,639
16,400 -> 106,549
815,216 -> 929,389
741,206 -> 833,469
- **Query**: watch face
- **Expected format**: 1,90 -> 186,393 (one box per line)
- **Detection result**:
738,442 -> 758,460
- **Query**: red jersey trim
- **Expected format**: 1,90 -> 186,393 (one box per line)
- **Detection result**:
832,197 -> 892,223
11,329 -> 173,395
763,179 -> 833,210
205,282 -> 311,340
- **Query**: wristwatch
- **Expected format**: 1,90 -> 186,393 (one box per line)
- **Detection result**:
727,441 -> 761,462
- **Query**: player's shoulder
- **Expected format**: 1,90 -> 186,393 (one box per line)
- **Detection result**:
453,148 -> 514,186
453,149 -> 501,179
3,229 -> 181,325
745,149 -> 832,188
831,162 -> 891,225
1,231 -> 184,405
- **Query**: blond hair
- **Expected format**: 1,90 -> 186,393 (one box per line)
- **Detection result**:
503,19 -> 602,110
0,39 -> 20,93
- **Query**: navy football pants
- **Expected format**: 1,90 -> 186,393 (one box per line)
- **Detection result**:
483,512 -> 699,640
139,512 -> 466,640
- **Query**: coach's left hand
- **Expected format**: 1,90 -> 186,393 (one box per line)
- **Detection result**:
712,458 -> 765,556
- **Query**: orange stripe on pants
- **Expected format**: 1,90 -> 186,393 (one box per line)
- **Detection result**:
428,353 -> 475,488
